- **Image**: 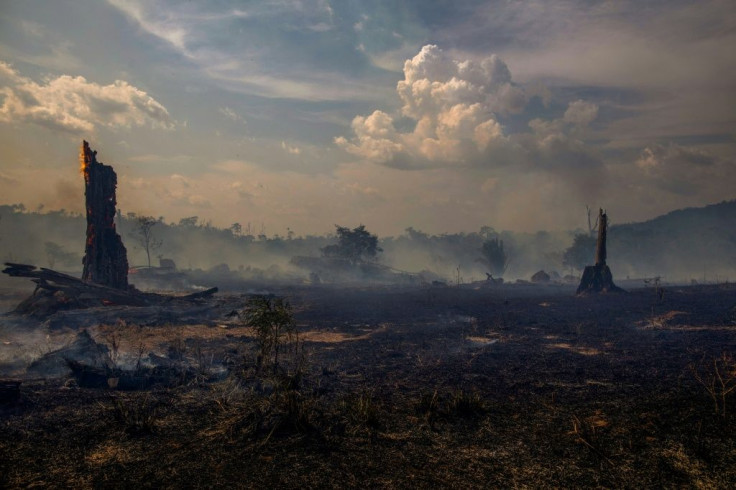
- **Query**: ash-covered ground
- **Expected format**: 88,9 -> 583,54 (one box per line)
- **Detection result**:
1,281 -> 736,488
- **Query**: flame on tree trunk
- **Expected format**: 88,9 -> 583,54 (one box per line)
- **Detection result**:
576,208 -> 623,295
80,141 -> 129,290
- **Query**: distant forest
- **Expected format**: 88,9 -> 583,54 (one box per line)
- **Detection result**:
1,200 -> 735,284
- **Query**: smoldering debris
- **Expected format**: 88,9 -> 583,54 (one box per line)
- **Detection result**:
0,288 -> 254,386
27,330 -> 111,378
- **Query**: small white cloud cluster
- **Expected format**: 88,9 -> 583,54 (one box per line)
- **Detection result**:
636,143 -> 714,173
634,143 -> 720,195
336,45 -> 524,167
218,106 -> 245,124
0,61 -> 173,133
563,100 -> 598,126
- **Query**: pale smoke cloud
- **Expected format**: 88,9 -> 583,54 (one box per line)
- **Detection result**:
0,61 -> 173,133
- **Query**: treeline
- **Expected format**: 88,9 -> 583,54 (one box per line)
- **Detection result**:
1,200 -> 735,283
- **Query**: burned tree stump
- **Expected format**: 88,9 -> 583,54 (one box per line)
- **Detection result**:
576,209 -> 624,295
80,141 -> 129,290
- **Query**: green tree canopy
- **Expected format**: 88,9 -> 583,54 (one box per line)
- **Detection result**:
321,224 -> 382,263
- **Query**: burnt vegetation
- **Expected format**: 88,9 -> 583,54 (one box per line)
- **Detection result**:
1,143 -> 736,487
2,284 -> 736,487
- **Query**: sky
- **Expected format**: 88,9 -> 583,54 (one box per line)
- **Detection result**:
0,0 -> 734,236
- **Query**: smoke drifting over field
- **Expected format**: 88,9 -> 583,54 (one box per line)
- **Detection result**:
2,200 -> 736,287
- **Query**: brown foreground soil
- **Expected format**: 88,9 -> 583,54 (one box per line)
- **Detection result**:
1,282 -> 736,488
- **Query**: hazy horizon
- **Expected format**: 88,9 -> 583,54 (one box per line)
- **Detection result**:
1,1 -> 734,237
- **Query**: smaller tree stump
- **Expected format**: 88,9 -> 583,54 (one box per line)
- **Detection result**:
576,209 -> 624,295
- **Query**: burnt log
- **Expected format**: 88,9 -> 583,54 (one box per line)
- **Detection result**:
3,263 -> 218,317
576,209 -> 624,295
80,141 -> 129,290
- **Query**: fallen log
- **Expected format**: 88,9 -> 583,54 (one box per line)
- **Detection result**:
3,263 -> 218,317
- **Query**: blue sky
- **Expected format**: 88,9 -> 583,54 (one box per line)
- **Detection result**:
0,0 -> 734,235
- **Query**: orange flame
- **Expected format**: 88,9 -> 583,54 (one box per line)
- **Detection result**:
80,141 -> 91,184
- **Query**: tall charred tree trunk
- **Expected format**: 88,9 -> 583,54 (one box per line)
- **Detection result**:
80,141 -> 129,290
576,209 -> 623,295
595,211 -> 607,266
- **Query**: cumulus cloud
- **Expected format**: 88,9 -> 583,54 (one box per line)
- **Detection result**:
336,44 -> 604,183
0,61 -> 173,133
563,99 -> 598,126
336,45 -> 523,168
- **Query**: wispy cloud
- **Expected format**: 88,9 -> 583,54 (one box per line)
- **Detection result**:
218,106 -> 245,124
107,0 -> 390,101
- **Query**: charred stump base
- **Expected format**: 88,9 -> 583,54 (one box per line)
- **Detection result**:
576,264 -> 623,295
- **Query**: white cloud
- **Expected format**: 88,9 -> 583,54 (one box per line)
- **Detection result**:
0,61 -> 173,133
281,141 -> 302,155
336,44 -> 604,178
336,45 -> 519,168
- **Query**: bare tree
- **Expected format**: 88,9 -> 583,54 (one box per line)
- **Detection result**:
134,216 -> 162,267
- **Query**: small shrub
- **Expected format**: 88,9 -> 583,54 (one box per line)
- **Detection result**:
259,391 -> 318,445
689,352 -> 736,417
341,392 -> 381,433
240,295 -> 297,374
112,394 -> 158,435
447,390 -> 486,418
416,390 -> 439,426
570,413 -> 612,465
